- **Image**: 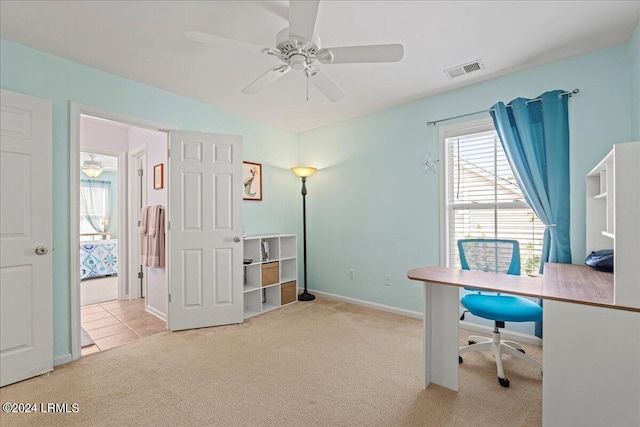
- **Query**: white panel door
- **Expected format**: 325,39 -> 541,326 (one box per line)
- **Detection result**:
168,131 -> 243,330
0,89 -> 53,386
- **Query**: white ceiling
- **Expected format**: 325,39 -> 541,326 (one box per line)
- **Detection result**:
80,152 -> 118,173
1,1 -> 639,133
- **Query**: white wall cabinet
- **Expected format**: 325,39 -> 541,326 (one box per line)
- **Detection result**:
243,234 -> 298,319
586,141 -> 640,308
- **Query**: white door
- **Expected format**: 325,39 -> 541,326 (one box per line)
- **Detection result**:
0,89 -> 53,386
168,131 -> 243,330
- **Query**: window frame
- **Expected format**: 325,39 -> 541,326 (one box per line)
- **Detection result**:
439,118 -> 543,272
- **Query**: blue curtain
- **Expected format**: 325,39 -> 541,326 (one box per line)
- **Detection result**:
490,90 -> 571,338
490,90 -> 572,270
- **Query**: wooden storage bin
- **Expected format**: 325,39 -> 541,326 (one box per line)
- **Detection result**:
281,281 -> 297,305
261,262 -> 279,286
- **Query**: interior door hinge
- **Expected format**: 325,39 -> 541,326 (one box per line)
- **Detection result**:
169,294 -> 172,303
167,221 -> 170,231
138,169 -> 143,176
167,148 -> 170,158
138,271 -> 143,279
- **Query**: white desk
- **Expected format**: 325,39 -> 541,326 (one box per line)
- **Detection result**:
407,263 -> 640,426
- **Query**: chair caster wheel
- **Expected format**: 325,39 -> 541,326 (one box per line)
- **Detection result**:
517,348 -> 525,354
459,356 -> 463,364
498,377 -> 510,387
468,340 -> 476,345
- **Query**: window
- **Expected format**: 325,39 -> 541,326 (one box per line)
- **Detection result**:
80,180 -> 111,235
442,121 -> 545,275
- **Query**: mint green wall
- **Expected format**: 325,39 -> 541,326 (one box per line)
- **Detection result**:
0,40 -> 299,358
630,21 -> 640,140
298,43 -> 635,319
2,29 -> 638,355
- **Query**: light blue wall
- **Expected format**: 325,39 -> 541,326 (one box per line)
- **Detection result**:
298,43 -> 636,324
0,40 -> 299,358
2,24 -> 638,354
630,22 -> 640,141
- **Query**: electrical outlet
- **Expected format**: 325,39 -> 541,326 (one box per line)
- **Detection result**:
384,274 -> 391,286
349,269 -> 355,279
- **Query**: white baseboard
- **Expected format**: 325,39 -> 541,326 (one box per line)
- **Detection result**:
145,305 -> 166,322
53,353 -> 72,366
309,289 -> 542,347
308,289 -> 423,319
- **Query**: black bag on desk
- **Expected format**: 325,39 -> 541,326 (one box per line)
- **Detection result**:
585,249 -> 614,272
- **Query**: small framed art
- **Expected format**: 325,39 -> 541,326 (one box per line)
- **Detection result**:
154,163 -> 164,190
243,161 -> 262,201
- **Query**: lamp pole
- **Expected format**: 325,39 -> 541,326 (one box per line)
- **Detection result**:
291,167 -> 317,302
299,176 -> 314,301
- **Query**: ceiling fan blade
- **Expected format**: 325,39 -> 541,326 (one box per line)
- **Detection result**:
308,67 -> 345,102
288,0 -> 320,41
318,44 -> 404,64
241,66 -> 291,95
186,31 -> 266,53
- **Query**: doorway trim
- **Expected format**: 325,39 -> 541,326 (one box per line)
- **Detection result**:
69,102 -> 174,361
128,146 -> 146,300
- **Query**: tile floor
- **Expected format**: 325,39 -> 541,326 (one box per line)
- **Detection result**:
81,298 -> 166,356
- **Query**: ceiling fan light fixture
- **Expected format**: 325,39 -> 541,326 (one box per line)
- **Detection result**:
290,54 -> 307,70
187,0 -> 403,102
82,155 -> 103,178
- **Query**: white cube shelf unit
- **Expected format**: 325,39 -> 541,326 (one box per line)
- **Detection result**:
243,234 -> 298,319
586,141 -> 640,308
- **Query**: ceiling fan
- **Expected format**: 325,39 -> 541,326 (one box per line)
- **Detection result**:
186,0 -> 404,102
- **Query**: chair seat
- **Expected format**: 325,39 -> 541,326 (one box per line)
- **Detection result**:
461,294 -> 542,323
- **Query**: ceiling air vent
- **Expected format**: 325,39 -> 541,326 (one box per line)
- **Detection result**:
444,59 -> 485,79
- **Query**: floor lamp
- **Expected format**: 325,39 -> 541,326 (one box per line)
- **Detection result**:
291,166 -> 317,302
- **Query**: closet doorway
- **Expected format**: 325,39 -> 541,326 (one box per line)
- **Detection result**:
71,106 -> 171,359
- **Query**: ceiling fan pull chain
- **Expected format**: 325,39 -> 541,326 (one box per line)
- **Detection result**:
306,74 -> 309,101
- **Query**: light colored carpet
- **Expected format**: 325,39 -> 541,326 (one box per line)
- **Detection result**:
0,297 -> 542,426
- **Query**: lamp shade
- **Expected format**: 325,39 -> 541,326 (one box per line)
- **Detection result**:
291,167 -> 317,178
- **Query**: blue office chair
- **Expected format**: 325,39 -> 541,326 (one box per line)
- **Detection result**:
457,239 -> 542,387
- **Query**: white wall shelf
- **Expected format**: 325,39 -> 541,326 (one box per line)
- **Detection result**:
586,141 -> 640,308
243,234 -> 298,319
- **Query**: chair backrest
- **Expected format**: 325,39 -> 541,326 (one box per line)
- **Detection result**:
457,239 -> 521,276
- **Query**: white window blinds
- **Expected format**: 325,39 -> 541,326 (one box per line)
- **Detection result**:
446,130 -> 545,274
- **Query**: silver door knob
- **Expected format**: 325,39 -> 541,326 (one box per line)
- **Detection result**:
233,236 -> 241,243
35,246 -> 48,255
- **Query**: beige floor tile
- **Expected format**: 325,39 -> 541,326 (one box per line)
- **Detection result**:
105,306 -> 147,316
83,315 -> 121,331
115,311 -> 151,322
132,323 -> 167,338
93,330 -> 140,351
81,310 -> 113,323
81,345 -> 100,356
87,323 -> 131,340
124,315 -> 164,329
101,299 -> 143,310
81,305 -> 107,315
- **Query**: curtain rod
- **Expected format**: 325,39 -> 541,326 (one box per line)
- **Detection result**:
426,89 -> 579,126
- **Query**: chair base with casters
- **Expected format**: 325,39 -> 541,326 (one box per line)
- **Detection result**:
458,293 -> 543,387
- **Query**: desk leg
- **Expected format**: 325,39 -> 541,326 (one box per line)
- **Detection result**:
423,282 -> 459,391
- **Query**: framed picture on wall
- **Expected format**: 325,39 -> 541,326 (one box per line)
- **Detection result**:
154,163 -> 164,190
243,161 -> 262,201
